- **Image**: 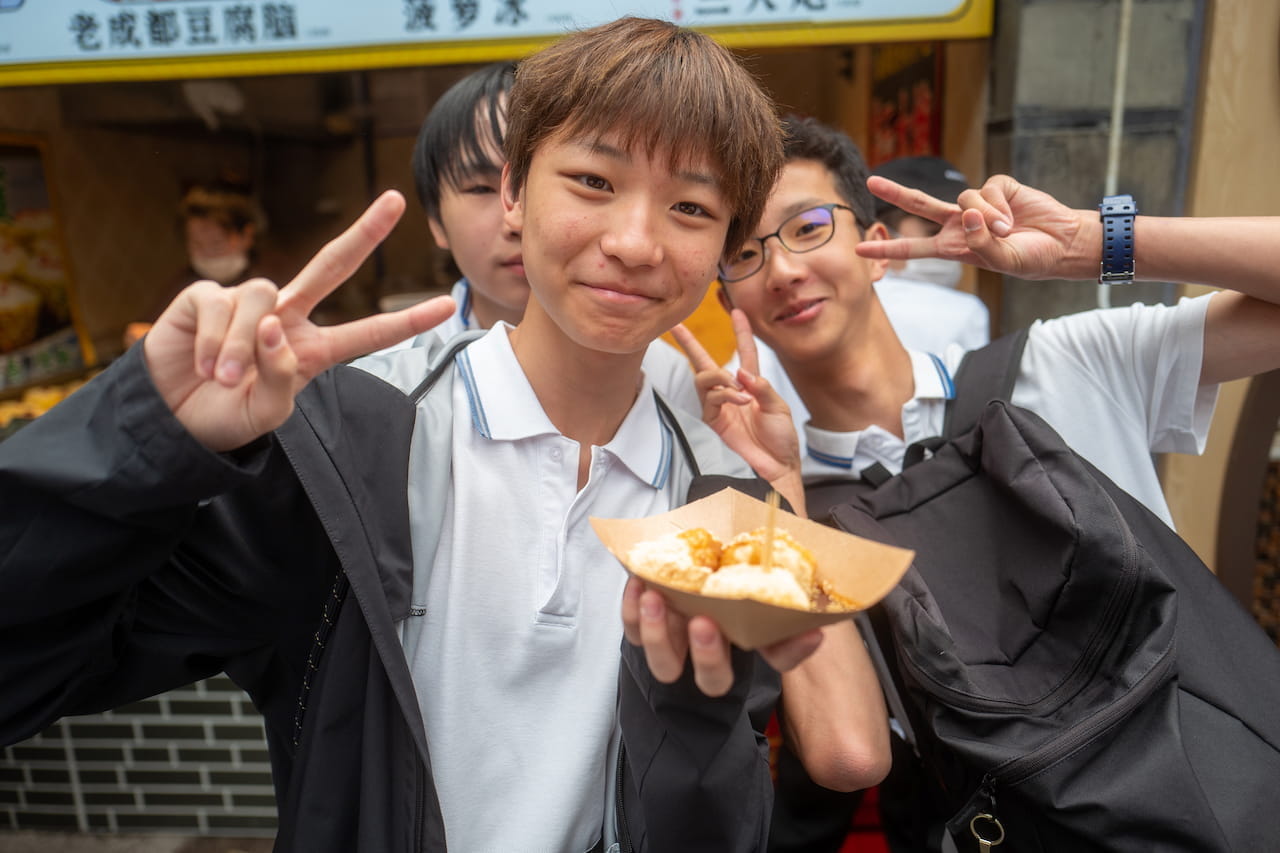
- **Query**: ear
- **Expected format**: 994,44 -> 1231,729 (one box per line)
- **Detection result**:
500,162 -> 523,234
427,216 -> 449,251
862,221 -> 893,283
716,282 -> 735,313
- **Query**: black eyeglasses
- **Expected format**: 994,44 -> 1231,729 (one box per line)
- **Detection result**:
719,203 -> 855,283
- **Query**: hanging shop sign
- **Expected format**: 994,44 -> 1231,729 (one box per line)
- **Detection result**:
0,0 -> 992,86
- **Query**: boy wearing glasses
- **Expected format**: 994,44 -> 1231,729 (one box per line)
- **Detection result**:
689,114 -> 1280,851
0,20 -> 888,853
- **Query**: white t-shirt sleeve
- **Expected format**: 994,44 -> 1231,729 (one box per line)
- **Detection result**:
1017,294 -> 1217,455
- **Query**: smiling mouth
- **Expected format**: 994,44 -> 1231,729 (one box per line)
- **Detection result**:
775,298 -> 824,322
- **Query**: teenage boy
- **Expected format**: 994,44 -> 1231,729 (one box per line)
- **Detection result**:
0,19 -> 888,852
382,60 -> 703,409
691,114 -> 1280,849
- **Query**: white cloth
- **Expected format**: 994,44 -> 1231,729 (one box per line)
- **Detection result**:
875,271 -> 990,354
802,296 -> 1218,527
392,325 -> 689,852
377,279 -> 475,355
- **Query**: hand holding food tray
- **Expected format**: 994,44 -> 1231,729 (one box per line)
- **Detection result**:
591,487 -> 914,650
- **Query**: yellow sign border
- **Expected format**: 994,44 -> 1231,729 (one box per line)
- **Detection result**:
0,1 -> 991,87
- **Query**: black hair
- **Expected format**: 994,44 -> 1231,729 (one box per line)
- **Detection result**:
411,62 -> 517,223
780,115 -> 877,231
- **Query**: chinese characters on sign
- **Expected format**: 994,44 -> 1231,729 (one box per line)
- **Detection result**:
68,4 -> 300,53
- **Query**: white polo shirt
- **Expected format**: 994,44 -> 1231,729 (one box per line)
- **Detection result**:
800,296 -> 1218,527
397,324 -> 689,852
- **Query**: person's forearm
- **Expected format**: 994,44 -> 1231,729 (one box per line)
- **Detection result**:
780,619 -> 890,792
1134,216 -> 1280,302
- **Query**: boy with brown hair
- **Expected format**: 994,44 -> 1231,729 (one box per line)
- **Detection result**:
0,17 -> 888,853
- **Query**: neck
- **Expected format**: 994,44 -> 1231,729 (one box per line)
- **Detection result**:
508,302 -> 646,450
782,306 -> 914,438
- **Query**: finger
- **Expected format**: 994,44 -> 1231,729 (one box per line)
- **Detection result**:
959,208 -> 1015,268
967,181 -> 1016,236
729,309 -> 760,377
736,369 -> 790,416
687,616 -> 733,697
853,233 -> 936,262
758,627 -> 824,673
670,323 -> 718,373
179,280 -> 234,380
621,576 -> 644,647
214,279 -> 281,387
317,294 -> 457,367
866,176 -> 960,225
247,314 -> 300,429
637,588 -> 688,684
276,190 -> 407,319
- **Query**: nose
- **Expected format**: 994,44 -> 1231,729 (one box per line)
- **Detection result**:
763,240 -> 806,292
600,201 -> 663,268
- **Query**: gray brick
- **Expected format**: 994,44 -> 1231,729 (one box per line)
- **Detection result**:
169,699 -> 235,716
0,790 -> 20,804
116,812 -> 200,830
9,746 -> 67,762
208,770 -> 274,787
124,768 -> 202,786
212,724 -> 267,741
179,747 -> 235,763
202,676 -> 243,694
77,770 -> 120,785
29,769 -> 70,785
73,746 -> 126,762
23,790 -> 76,807
116,699 -> 165,716
67,723 -> 134,740
0,768 -> 23,783
233,793 -> 278,808
239,748 -> 271,764
130,747 -> 173,763
80,790 -> 137,806
145,791 -> 226,807
86,813 -> 113,829
142,724 -> 207,741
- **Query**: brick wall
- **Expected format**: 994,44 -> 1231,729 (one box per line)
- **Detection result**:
1,676 -> 276,836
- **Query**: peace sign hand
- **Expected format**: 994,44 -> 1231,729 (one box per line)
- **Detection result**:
143,191 -> 456,452
855,174 -> 1096,281
671,310 -> 804,514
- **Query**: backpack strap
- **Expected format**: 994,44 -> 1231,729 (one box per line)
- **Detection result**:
653,392 -> 701,478
940,327 -> 1030,439
409,329 -> 487,404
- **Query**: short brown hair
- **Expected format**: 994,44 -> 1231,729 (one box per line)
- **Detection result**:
178,182 -> 262,235
504,17 -> 782,255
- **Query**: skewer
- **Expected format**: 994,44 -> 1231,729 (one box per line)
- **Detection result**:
762,489 -> 780,575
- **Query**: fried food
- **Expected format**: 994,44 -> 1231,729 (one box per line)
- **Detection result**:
722,527 -> 817,598
627,528 -> 723,593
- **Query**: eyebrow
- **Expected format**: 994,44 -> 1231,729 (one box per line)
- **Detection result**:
581,139 -> 720,189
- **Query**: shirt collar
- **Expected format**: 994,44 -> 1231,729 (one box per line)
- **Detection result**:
802,348 -> 954,472
451,278 -> 477,330
457,325 -> 673,489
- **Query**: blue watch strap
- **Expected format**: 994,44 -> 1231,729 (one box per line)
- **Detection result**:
1098,194 -> 1137,284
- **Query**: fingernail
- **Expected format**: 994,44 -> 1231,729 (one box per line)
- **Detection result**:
691,626 -> 716,648
217,360 -> 243,384
262,323 -> 282,349
640,599 -> 661,621
992,219 -> 1012,237
964,218 -> 982,233
199,358 -> 215,378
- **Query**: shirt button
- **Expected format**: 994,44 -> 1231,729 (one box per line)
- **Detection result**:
550,447 -> 563,462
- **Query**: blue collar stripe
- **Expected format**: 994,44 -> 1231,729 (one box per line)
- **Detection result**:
458,280 -> 473,330
807,447 -> 853,469
455,350 -> 491,438
928,352 -> 956,400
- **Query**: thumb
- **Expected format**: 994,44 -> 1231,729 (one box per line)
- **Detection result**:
249,314 -> 300,429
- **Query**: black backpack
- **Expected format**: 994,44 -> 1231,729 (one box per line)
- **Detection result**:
810,332 -> 1280,852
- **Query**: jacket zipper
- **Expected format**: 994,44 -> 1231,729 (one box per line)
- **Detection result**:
615,744 -> 633,853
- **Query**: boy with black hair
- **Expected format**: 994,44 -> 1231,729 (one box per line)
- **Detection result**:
0,18 -> 891,853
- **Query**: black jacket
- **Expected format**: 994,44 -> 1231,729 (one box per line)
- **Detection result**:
0,344 -> 780,852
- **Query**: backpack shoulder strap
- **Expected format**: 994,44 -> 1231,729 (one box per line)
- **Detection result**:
409,329 -> 486,404
940,327 -> 1030,438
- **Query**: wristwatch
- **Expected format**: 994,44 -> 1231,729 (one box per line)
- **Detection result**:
1098,194 -> 1137,284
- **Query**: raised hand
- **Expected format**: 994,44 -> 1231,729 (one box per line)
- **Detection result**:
670,309 -> 801,490
856,174 -> 1098,281
143,191 -> 456,452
